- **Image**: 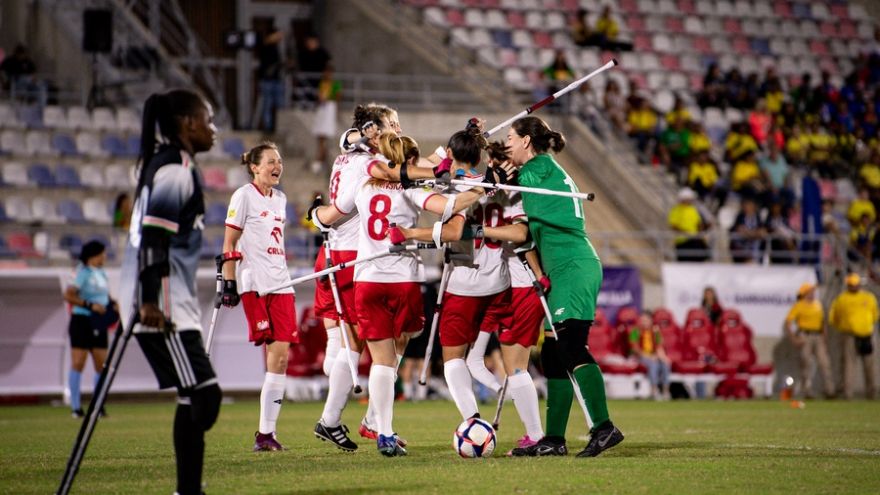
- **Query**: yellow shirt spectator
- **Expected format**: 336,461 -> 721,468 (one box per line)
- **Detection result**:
859,163 -> 880,189
786,300 -> 824,332
731,159 -> 761,190
688,132 -> 712,154
807,132 -> 832,163
766,90 -> 785,114
847,198 -> 876,225
785,133 -> 808,162
830,290 -> 879,337
668,203 -> 702,245
628,108 -> 657,133
666,108 -> 692,126
595,16 -> 619,39
726,132 -> 758,161
688,161 -> 718,189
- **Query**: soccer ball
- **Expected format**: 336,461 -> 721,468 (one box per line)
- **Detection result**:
453,418 -> 496,458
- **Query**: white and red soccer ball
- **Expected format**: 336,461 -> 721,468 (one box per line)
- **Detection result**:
453,418 -> 496,458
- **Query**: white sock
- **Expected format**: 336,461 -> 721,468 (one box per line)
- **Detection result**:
320,349 -> 359,427
403,382 -> 414,400
444,358 -> 479,419
368,365 -> 396,436
466,332 -> 501,392
259,372 -> 286,434
323,326 -> 341,376
507,372 -> 544,440
365,353 -> 404,427
415,382 -> 428,401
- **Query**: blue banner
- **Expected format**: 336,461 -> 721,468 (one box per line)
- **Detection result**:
597,266 -> 642,325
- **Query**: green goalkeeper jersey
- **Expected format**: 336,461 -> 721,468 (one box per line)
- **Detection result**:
518,153 -> 602,323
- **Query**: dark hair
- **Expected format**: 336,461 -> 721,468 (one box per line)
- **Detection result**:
79,240 -> 105,264
351,103 -> 392,132
241,141 -> 279,178
447,128 -> 487,166
136,89 -> 207,187
511,116 -> 566,154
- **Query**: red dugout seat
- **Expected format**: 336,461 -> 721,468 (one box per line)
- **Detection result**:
588,318 -> 639,374
715,324 -> 773,375
286,307 -> 326,377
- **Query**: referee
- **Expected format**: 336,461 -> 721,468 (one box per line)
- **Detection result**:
504,116 -> 623,458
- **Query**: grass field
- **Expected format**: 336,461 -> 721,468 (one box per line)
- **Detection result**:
2,398 -> 879,494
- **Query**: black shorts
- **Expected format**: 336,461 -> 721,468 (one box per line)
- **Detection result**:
68,314 -> 108,349
136,329 -> 216,391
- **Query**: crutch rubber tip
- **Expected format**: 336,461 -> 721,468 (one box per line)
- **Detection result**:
492,423 -> 499,430
587,193 -> 596,201
353,385 -> 363,394
418,380 -> 426,386
611,58 -> 619,66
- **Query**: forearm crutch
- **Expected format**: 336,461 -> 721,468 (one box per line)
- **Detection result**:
322,232 -> 363,394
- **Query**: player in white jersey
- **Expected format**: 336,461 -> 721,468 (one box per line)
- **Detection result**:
220,142 -> 298,451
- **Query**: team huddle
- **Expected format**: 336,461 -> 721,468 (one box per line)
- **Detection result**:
217,101 -> 625,459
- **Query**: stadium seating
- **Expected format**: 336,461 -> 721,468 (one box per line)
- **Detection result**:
6,232 -> 40,258
204,202 -> 228,226
54,164 -> 83,189
2,162 -> 29,187
27,163 -> 55,188
83,198 -> 112,225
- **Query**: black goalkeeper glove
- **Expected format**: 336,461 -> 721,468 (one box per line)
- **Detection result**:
221,280 -> 240,307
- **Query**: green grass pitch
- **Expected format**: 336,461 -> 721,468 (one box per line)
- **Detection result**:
1,398 -> 879,494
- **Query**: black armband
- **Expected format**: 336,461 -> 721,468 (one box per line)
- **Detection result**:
138,227 -> 171,305
399,160 -> 415,189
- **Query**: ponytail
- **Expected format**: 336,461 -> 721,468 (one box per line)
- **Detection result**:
511,116 -> 566,154
377,131 -> 419,167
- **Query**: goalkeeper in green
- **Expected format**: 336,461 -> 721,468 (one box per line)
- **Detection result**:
502,116 -> 624,458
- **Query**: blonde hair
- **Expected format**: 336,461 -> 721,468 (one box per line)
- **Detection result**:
240,141 -> 279,178
377,131 -> 419,168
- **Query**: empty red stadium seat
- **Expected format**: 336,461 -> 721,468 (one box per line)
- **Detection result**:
533,31 -> 553,49
723,18 -> 742,35
7,232 -> 40,258
634,34 -> 653,51
715,323 -> 773,375
588,322 -> 640,374
660,54 -> 680,70
446,9 -> 465,26
830,3 -> 849,19
838,20 -> 856,39
665,17 -> 684,33
626,15 -> 646,32
773,1 -> 791,18
615,306 -> 640,329
678,309 -> 716,372
620,0 -> 639,13
677,0 -> 695,14
692,35 -> 712,54
718,309 -> 743,330
652,307 -> 678,331
809,40 -> 829,56
507,11 -> 525,29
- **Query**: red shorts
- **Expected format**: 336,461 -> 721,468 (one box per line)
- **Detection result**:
499,287 -> 543,347
312,247 -> 357,324
480,288 -> 512,333
354,281 -> 425,341
241,292 -> 299,346
439,290 -> 510,347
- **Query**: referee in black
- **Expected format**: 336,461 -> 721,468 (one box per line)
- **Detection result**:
122,89 -> 221,495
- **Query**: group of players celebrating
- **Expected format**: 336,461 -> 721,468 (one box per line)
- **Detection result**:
218,101 -> 625,459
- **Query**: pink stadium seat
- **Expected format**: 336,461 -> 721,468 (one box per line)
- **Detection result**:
660,54 -> 680,70
723,18 -> 742,35
692,35 -> 712,54
819,21 -> 836,37
830,3 -> 848,19
809,40 -> 829,56
533,31 -> 553,49
561,0 -> 579,12
615,306 -> 640,330
626,15 -> 646,32
634,34 -> 653,51
715,324 -> 773,375
732,36 -> 751,55
7,232 -> 40,258
690,73 -> 704,91
620,0 -> 639,13
665,16 -> 684,33
202,166 -> 228,191
718,309 -> 743,330
678,0 -> 696,14
446,9 -> 465,26
507,11 -> 525,29
838,21 -> 857,40
773,0 -> 791,18
652,308 -> 679,332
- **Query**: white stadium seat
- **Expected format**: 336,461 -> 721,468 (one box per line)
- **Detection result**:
1,162 -> 29,187
83,197 -> 112,225
42,106 -> 68,129
92,108 -> 117,132
66,106 -> 94,130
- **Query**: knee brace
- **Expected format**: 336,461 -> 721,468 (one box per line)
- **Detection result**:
541,338 -> 568,379
556,319 -> 596,372
189,383 -> 222,431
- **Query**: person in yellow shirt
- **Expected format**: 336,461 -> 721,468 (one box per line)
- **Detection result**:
847,188 -> 876,226
725,123 -> 759,163
859,160 -> 880,190
627,97 -> 658,153
784,283 -> 834,398
730,150 -> 764,192
784,125 -> 809,165
829,273 -> 878,399
629,313 -> 671,400
668,188 -> 708,261
687,151 -> 719,198
687,122 -> 712,155
594,6 -> 619,41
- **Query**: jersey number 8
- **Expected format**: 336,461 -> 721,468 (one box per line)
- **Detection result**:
367,194 -> 392,241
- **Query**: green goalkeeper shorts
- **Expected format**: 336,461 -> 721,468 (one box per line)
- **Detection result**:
545,257 -> 603,327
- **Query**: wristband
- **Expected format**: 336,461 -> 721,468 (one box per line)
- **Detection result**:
222,251 -> 242,263
432,222 -> 443,248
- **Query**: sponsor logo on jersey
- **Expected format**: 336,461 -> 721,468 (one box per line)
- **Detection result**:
270,226 -> 282,244
227,208 -> 236,218
260,211 -> 269,217
555,307 -> 566,316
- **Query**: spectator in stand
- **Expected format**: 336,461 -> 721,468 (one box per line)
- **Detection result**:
687,151 -> 721,204
687,121 -> 712,156
785,124 -> 809,165
807,121 -> 834,176
570,9 -> 592,47
588,5 -> 632,52
668,188 -> 709,262
829,273 -> 878,399
784,283 -> 835,399
859,151 -> 880,192
725,122 -> 759,164
812,71 -> 838,117
748,99 -> 772,147
701,287 -> 723,325
658,117 -> 691,177
778,101 -> 799,129
0,44 -> 36,90
764,201 -> 797,264
847,213 -> 876,263
790,73 -> 814,115
831,120 -> 857,167
112,193 -> 132,231
699,63 -> 726,108
724,69 -> 746,109
297,34 -> 331,105
626,96 -> 658,155
665,96 -> 691,127
760,142 -> 792,206
730,197 -> 767,263
628,313 -> 671,400
762,71 -> 785,115
257,27 -> 285,133
730,150 -> 767,200
603,79 -> 626,132
542,50 -> 575,109
847,188 -> 876,227
311,64 -> 341,173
